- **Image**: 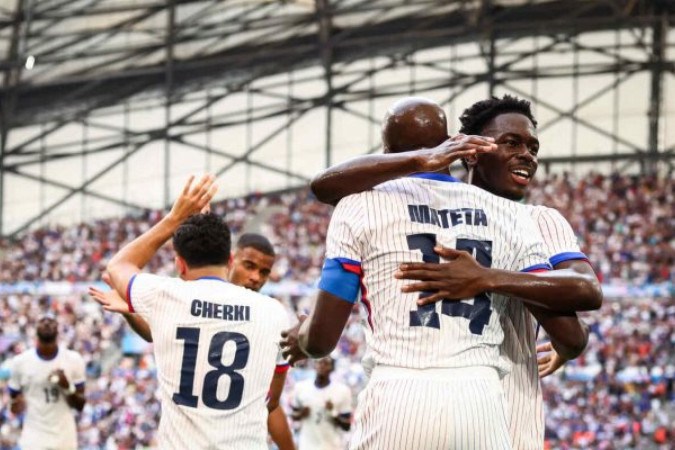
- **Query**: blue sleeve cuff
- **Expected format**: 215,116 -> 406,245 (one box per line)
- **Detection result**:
521,263 -> 552,273
318,258 -> 362,304
550,251 -> 589,267
8,387 -> 21,396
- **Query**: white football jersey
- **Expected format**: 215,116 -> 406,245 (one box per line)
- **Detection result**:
128,274 -> 290,450
324,173 -> 550,373
292,378 -> 352,450
500,205 -> 590,450
8,347 -> 86,450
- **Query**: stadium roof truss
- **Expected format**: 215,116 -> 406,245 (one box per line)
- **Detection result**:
0,0 -> 674,237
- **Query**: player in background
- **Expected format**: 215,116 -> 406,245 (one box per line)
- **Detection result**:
111,232 -> 295,450
308,95 -> 601,449
291,357 -> 352,450
92,175 -> 290,450
7,315 -> 86,450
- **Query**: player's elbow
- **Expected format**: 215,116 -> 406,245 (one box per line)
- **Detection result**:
303,340 -> 335,359
553,323 -> 589,360
580,277 -> 603,311
309,174 -> 339,206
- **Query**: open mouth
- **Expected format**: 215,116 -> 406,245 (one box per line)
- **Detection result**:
510,168 -> 532,186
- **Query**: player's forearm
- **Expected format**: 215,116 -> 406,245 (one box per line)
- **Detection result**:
107,213 -> 181,291
482,268 -> 602,311
268,407 -> 295,450
10,397 -> 25,415
311,153 -> 424,205
298,292 -> 353,358
527,305 -> 589,360
65,392 -> 86,412
123,313 -> 153,342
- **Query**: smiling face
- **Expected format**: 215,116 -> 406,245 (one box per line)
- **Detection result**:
468,112 -> 539,201
228,246 -> 275,292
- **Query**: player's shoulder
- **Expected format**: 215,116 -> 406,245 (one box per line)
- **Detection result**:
527,204 -> 571,226
331,380 -> 351,395
59,348 -> 85,363
230,285 -> 288,321
9,349 -> 33,368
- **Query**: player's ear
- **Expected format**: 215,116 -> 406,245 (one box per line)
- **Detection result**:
175,256 -> 188,277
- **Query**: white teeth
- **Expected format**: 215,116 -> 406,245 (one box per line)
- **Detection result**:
512,170 -> 529,178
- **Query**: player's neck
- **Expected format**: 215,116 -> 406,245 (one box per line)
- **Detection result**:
36,343 -> 58,360
182,265 -> 230,282
314,376 -> 330,388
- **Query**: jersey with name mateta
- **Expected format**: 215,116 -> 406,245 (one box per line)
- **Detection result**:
127,275 -> 289,450
320,173 -> 550,374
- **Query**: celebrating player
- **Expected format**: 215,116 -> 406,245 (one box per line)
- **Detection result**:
282,97 -> 559,449
97,232 -> 295,450
291,357 -> 352,450
96,174 -> 290,450
8,315 -> 86,450
308,95 -> 602,449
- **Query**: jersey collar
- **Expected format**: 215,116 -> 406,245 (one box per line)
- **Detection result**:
408,172 -> 462,183
197,276 -> 227,282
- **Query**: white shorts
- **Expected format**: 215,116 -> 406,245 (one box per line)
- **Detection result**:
350,366 -> 512,450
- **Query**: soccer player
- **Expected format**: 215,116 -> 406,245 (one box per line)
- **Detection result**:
99,232 -> 295,450
308,95 -> 601,449
281,98 -> 554,449
94,175 -> 290,450
8,315 -> 86,450
291,357 -> 352,450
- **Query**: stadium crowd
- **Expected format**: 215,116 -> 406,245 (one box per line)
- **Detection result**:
0,172 -> 672,449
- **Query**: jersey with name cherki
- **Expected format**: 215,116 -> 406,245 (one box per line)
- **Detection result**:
500,204 -> 590,450
322,173 -> 550,373
128,274 -> 289,450
8,347 -> 86,450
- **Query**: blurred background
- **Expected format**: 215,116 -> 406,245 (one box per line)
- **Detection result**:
0,0 -> 673,448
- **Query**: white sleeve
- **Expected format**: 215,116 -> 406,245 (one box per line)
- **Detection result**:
324,194 -> 367,262
512,212 -> 552,273
128,273 -> 170,320
70,353 -> 87,388
7,359 -> 21,394
531,206 -> 589,266
337,385 -> 352,415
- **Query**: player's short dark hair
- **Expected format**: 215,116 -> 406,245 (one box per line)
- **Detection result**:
172,213 -> 231,268
459,95 -> 537,136
236,233 -> 275,257
458,95 -> 538,169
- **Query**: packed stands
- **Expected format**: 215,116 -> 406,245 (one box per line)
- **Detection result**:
0,172 -> 672,448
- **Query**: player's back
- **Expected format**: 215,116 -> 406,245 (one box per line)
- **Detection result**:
128,274 -> 289,450
331,174 -> 549,372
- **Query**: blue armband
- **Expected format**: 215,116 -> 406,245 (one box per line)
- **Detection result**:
318,258 -> 362,303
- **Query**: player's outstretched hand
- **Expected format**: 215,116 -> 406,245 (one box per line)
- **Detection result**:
169,174 -> 218,223
416,134 -> 497,173
280,315 -> 308,366
395,245 -> 489,305
89,286 -> 130,314
536,342 -> 567,378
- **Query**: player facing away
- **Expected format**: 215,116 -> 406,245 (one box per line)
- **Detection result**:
96,232 -> 296,450
282,98 -> 558,449
309,95 -> 602,449
8,315 -> 86,450
100,175 -> 290,450
291,357 -> 352,450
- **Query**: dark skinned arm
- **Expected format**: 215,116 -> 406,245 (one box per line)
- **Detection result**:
65,385 -> 86,412
397,246 -> 602,312
529,260 -> 595,358
280,292 -> 353,365
9,392 -> 25,415
310,135 -> 497,205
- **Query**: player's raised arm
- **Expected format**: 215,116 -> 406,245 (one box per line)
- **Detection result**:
106,174 -> 217,299
311,135 -> 495,205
